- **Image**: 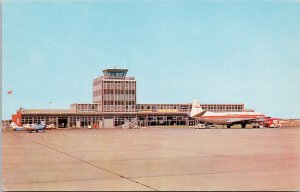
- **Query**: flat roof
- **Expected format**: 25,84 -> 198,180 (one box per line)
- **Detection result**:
20,110 -> 188,116
137,103 -> 245,105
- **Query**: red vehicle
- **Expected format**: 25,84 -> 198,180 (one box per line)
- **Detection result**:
263,118 -> 281,128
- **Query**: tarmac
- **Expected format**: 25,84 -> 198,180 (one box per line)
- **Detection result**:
2,127 -> 300,191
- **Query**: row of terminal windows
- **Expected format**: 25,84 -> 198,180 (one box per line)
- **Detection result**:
103,89 -> 135,94
69,116 -> 103,127
104,101 -> 135,105
103,94 -> 135,101
21,115 -> 191,127
76,105 -> 99,112
202,105 -> 243,110
94,90 -> 136,97
138,105 -> 186,110
139,106 -> 178,110
103,105 -> 135,112
22,116 -> 56,125
104,81 -> 135,84
140,106 -> 151,110
103,82 -> 136,89
136,104 -> 244,112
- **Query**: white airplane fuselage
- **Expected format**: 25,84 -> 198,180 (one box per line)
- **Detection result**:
195,111 -> 267,125
10,122 -> 46,132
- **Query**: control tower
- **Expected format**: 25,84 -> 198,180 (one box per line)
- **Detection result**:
93,68 -> 136,112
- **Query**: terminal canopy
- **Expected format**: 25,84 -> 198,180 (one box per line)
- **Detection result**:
102,69 -> 128,77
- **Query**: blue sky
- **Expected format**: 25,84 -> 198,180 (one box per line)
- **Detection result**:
3,1 -> 300,119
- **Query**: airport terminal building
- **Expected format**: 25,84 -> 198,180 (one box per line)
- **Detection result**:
12,68 -> 252,128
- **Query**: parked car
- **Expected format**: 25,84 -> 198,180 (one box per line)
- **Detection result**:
195,123 -> 206,129
46,124 -> 56,129
207,124 -> 216,129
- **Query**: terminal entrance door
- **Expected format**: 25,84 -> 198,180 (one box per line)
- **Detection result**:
57,117 -> 68,128
76,120 -> 80,128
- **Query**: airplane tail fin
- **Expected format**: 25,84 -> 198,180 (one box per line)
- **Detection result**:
191,99 -> 206,118
10,122 -> 18,129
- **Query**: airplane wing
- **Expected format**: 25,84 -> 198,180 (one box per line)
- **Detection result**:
24,127 -> 38,131
14,127 -> 36,131
23,125 -> 42,131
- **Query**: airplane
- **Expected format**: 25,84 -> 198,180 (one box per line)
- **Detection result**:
190,99 -> 271,128
10,122 -> 46,133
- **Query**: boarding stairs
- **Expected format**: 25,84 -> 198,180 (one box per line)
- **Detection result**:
122,118 -> 140,129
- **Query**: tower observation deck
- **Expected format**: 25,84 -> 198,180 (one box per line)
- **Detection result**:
102,68 -> 128,78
